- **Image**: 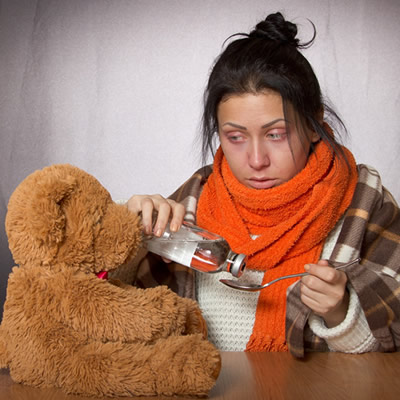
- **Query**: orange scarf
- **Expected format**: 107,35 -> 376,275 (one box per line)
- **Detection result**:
196,140 -> 358,351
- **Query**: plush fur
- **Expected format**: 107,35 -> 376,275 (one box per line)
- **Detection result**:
0,164 -> 221,397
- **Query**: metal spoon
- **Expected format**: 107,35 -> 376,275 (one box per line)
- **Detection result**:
219,258 -> 361,292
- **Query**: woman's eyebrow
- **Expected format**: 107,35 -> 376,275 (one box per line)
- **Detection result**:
261,118 -> 286,128
222,122 -> 247,130
222,118 -> 286,130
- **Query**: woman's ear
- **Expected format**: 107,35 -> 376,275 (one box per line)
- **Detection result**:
310,108 -> 324,143
311,130 -> 320,143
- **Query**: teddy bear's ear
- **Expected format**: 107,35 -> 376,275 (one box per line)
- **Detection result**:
6,166 -> 79,265
26,174 -> 77,246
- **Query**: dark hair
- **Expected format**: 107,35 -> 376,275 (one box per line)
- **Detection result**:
200,12 -> 348,166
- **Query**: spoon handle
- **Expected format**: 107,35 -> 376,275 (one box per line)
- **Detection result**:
272,258 -> 360,281
219,257 -> 361,291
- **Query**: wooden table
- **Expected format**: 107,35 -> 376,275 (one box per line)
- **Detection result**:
1,351 -> 400,400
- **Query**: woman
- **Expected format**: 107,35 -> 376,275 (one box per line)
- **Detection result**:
127,13 -> 400,357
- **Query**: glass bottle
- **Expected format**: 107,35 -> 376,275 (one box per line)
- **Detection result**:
144,221 -> 247,277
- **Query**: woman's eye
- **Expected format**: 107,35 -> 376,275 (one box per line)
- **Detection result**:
266,130 -> 287,140
226,133 -> 245,142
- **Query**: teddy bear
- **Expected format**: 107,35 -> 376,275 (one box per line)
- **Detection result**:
0,164 -> 221,397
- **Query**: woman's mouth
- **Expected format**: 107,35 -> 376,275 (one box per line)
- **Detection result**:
247,178 -> 277,189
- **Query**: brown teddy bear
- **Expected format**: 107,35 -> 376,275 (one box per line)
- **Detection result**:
0,164 -> 221,397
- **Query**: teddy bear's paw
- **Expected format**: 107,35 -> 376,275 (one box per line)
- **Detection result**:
182,298 -> 208,338
151,334 -> 221,396
137,286 -> 193,339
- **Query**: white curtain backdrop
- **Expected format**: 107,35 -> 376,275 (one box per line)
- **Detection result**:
1,0 -> 399,318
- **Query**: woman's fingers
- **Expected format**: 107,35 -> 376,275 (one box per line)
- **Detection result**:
126,194 -> 185,236
165,201 -> 186,232
300,260 -> 349,327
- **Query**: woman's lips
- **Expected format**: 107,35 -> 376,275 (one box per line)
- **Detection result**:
247,178 -> 277,189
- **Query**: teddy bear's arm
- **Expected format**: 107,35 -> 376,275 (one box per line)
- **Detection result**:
58,275 -> 204,343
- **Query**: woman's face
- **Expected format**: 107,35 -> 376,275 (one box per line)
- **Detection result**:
217,91 -> 319,189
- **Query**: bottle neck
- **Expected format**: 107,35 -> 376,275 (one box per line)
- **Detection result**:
224,251 -> 247,277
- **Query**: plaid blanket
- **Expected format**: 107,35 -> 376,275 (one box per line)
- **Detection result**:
134,164 -> 400,357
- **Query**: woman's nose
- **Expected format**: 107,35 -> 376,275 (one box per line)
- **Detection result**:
248,143 -> 270,170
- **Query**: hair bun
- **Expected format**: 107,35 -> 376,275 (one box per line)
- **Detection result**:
249,12 -> 299,47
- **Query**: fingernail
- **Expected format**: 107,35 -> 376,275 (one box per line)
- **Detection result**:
154,227 -> 162,237
170,222 -> 178,232
304,264 -> 310,271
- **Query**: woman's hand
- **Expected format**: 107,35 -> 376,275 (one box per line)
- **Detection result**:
300,259 -> 349,328
126,194 -> 185,237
